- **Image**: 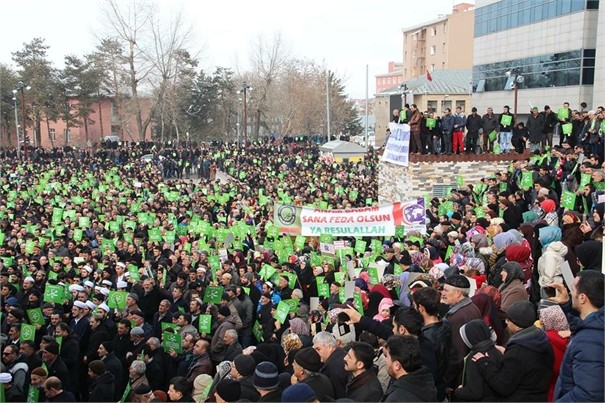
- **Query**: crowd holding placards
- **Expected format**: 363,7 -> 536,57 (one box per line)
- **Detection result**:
0,138 -> 603,403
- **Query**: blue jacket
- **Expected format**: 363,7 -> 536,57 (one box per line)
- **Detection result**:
554,307 -> 604,402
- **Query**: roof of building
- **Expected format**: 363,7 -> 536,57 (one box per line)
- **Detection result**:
376,69 -> 472,96
402,16 -> 448,34
320,140 -> 367,154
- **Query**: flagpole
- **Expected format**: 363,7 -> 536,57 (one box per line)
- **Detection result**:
365,64 -> 369,149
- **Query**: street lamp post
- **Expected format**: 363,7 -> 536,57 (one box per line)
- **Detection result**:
237,83 -> 251,143
14,81 -> 31,159
11,91 -> 20,159
399,83 -> 408,106
505,69 -> 524,123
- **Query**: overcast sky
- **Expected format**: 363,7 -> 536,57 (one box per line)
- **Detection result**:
1,0 -> 465,99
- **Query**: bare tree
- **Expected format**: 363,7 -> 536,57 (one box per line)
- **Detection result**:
248,32 -> 290,140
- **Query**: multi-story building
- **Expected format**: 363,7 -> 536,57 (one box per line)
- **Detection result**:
402,3 -> 475,81
376,62 -> 404,93
472,0 -> 604,117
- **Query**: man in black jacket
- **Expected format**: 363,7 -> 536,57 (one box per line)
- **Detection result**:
465,107 -> 482,154
87,360 -> 115,402
472,300 -> 554,401
381,335 -> 437,402
344,341 -> 384,402
98,341 -> 124,400
42,342 -> 73,395
312,331 -> 348,399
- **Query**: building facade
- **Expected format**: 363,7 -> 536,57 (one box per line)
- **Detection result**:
376,62 -> 404,93
472,0 -> 603,115
401,3 -> 475,81
374,70 -> 472,147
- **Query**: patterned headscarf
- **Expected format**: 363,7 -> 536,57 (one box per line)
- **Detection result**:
539,305 -> 569,331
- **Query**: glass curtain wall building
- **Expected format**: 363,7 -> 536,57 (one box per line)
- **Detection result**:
472,0 -> 603,115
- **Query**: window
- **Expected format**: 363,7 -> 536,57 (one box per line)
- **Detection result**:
427,100 -> 437,112
432,27 -> 437,36
64,129 -> 71,143
474,0 -> 587,37
441,100 -> 452,112
430,46 -> 436,55
455,100 -> 466,112
431,64 -> 435,71
472,49 -> 588,92
49,128 -> 55,141
442,43 -> 446,53
443,23 -> 447,33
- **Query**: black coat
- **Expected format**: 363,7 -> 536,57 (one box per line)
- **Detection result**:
302,373 -> 334,401
257,389 -> 282,402
103,353 -> 125,400
138,286 -> 164,323
319,348 -> 349,399
46,356 -> 73,394
346,370 -> 384,402
238,375 -> 260,402
453,344 -> 503,402
476,326 -> 554,401
88,371 -> 115,402
381,366 -> 437,402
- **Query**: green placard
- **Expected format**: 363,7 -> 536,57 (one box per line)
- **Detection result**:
561,123 -> 573,135
203,285 -> 224,304
368,266 -> 380,286
274,301 -> 290,324
163,331 -> 182,353
580,173 -> 592,187
128,265 -> 140,282
500,114 -> 512,126
316,276 -> 330,298
79,216 -> 91,229
353,292 -> 364,315
27,384 -> 39,403
148,228 -> 162,242
260,264 -> 276,281
198,314 -> 212,334
557,107 -> 569,120
108,291 -> 127,310
520,171 -> 533,189
561,190 -> 576,210
43,284 -> 64,303
395,225 -> 406,238
27,308 -> 46,326
160,322 -> 181,332
252,320 -> 264,342
21,323 -> 36,341
354,240 -> 367,254
426,118 -> 436,129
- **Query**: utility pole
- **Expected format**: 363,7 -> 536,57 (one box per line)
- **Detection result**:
365,64 -> 369,148
326,70 -> 331,142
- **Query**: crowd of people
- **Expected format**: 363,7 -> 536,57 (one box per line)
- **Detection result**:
0,136 -> 603,403
390,102 -> 605,159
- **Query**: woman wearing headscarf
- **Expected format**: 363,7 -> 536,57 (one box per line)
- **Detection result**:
504,244 -> 533,291
498,262 -> 528,313
486,231 -> 521,287
561,212 -> 584,275
471,293 -> 505,345
539,305 -> 570,402
574,240 -> 603,270
537,226 -> 568,299
540,199 -> 559,226
452,319 -> 503,402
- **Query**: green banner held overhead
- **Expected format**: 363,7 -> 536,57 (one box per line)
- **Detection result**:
203,285 -> 224,304
198,315 -> 212,334
163,331 -> 182,353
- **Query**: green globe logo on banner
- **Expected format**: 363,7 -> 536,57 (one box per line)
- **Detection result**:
277,205 -> 296,225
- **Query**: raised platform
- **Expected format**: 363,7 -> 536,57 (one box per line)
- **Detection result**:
408,150 -> 531,163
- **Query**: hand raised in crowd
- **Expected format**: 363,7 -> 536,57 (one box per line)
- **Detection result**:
342,307 -> 362,324
547,282 -> 570,304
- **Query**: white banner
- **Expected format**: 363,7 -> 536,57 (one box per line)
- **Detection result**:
299,203 -> 403,236
382,123 -> 410,166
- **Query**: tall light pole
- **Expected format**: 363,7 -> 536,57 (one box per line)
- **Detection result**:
505,69 -> 524,123
237,82 -> 251,143
398,83 -> 408,106
14,81 -> 31,159
11,91 -> 20,159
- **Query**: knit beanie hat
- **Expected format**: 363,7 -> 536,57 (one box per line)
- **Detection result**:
253,361 -> 280,390
294,347 -> 322,372
44,341 -> 60,355
282,383 -> 317,402
233,354 -> 256,377
218,306 -> 231,317
506,300 -> 536,328
215,379 -> 241,402
101,341 -> 114,354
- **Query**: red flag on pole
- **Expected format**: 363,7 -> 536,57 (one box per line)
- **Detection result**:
426,70 -> 433,82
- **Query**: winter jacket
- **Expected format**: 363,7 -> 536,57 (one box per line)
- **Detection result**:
444,298 -> 482,388
537,241 -> 568,288
499,113 -> 514,132
481,113 -> 499,135
554,307 -> 604,402
239,375 -> 260,402
210,315 -> 238,362
543,111 -> 557,133
545,330 -> 569,402
526,113 -> 546,142
88,371 -> 115,402
102,353 -> 125,400
185,352 -> 212,384
319,348 -> 349,399
441,114 -> 455,133
346,369 -> 384,402
466,113 -> 482,136
381,366 -> 437,402
476,326 -> 554,401
421,320 -> 451,401
499,279 -> 528,313
302,373 -> 334,401
453,320 -> 503,402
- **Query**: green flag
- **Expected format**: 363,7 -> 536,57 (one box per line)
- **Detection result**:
561,191 -> 576,210
163,331 -> 182,353
203,286 -> 224,304
27,308 -> 46,326
21,323 -> 36,341
43,284 -> 64,303
198,315 -> 212,334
